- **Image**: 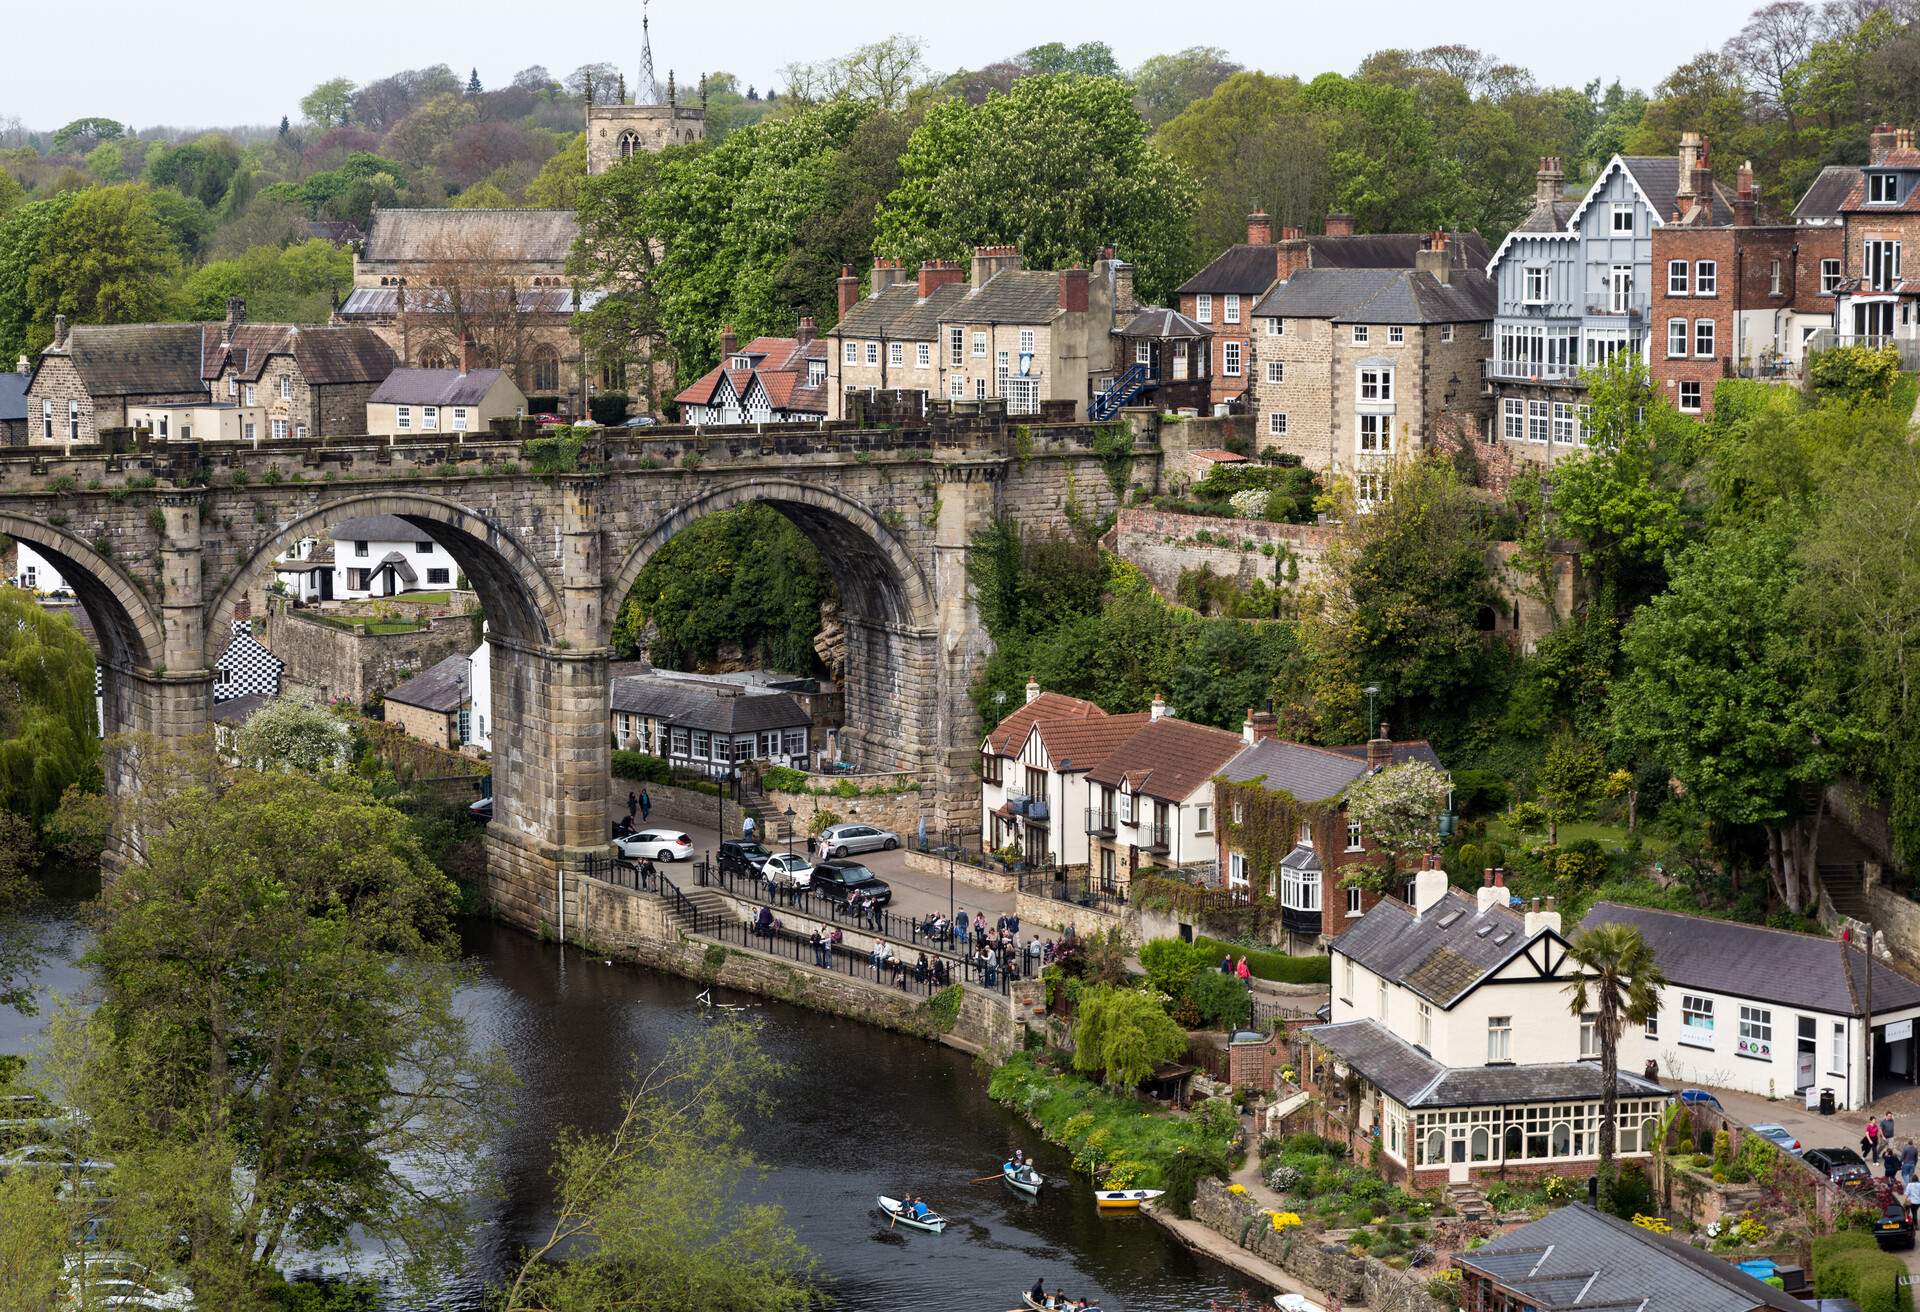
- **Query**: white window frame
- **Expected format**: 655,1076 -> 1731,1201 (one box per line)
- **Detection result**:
888,341 -> 902,367
295,422 -> 308,439
1769,259 -> 1782,295
1222,340 -> 1241,376
1527,399 -> 1549,443
1196,294 -> 1213,324
1667,260 -> 1689,296
396,405 -> 412,430
1223,294 -> 1241,324
1268,412 -> 1288,435
271,418 -> 288,440
1524,266 -> 1550,304
422,405 -> 438,431
1865,240 -> 1902,292
1356,470 -> 1389,506
1680,993 -> 1715,1047
1346,885 -> 1363,915
40,400 -> 51,441
1821,259 -> 1842,294
1388,325 -> 1405,344
1502,397 -> 1524,441
1228,852 -> 1249,890
1737,1005 -> 1773,1059
1611,203 -> 1635,234
1418,1001 -> 1433,1049
947,327 -> 964,367
1352,324 -> 1370,344
1346,820 -> 1362,851
1018,328 -> 1035,354
1357,413 -> 1390,454
864,342 -> 878,365
948,375 -> 964,400
279,375 -> 291,400
1265,361 -> 1284,384
1695,260 -> 1718,296
1667,318 -> 1688,358
1869,172 -> 1899,205
451,408 -> 468,432
971,331 -> 987,359
1552,402 -> 1576,445
843,341 -> 858,365
1488,1015 -> 1512,1063
1608,264 -> 1634,314
1440,324 -> 1454,342
245,384 -> 257,405
1357,366 -> 1394,403
1266,317 -> 1283,336
1678,380 -> 1702,413
916,342 -> 930,368
1694,318 -> 1715,357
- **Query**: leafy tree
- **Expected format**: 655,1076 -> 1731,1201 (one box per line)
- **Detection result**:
1342,759 -> 1452,878
0,1168 -> 64,1310
1806,343 -> 1901,403
875,73 -> 1198,302
300,78 -> 356,128
467,67 -> 483,95
1021,41 -> 1123,78
1535,730 -> 1606,845
511,66 -> 554,92
1071,984 -> 1188,1087
524,131 -> 586,208
1167,620 -> 1297,732
1131,47 -> 1241,126
1296,73 -> 1468,235
454,180 -> 515,209
0,590 -> 99,825
566,63 -> 623,105
0,168 -> 22,217
231,699 -> 352,774
145,135 -> 242,209
1139,937 -> 1209,997
50,117 -> 125,155
143,186 -> 212,260
177,237 -> 350,323
1564,924 -> 1665,1203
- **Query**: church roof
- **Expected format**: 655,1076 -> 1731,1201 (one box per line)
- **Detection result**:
361,209 -> 578,265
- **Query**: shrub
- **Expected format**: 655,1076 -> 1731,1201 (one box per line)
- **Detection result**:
1713,1128 -> 1732,1168
588,390 -> 629,426
1808,344 -> 1901,403
1608,1164 -> 1653,1218
1813,1231 -> 1912,1312
611,750 -> 672,783
1190,935 -> 1333,985
760,764 -> 809,792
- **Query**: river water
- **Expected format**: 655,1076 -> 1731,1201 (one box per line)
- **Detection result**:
4,905 -> 1261,1312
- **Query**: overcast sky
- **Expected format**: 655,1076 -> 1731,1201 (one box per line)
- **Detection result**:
9,0 -> 1763,131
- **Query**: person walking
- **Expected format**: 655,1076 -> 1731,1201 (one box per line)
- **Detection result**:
1235,956 -> 1252,985
1906,1171 -> 1920,1225
1882,1112 -> 1896,1144
627,790 -> 638,821
743,813 -> 756,841
639,789 -> 651,821
1901,1139 -> 1916,1185
1865,1117 -> 1882,1158
1883,1144 -> 1901,1181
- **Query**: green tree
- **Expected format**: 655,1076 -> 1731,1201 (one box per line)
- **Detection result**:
875,73 -> 1198,302
1071,984 -> 1188,1088
144,135 -> 241,209
1131,47 -> 1241,126
1563,923 -> 1665,1202
454,180 -> 515,208
1297,72 -> 1467,233
0,169 -> 23,218
524,131 -> 586,208
0,192 -> 79,356
1156,73 -> 1330,262
1536,730 -> 1606,845
50,117 -> 126,155
300,78 -> 357,128
0,590 -> 99,825
231,699 -> 352,774
0,1169 -> 64,1311
1342,759 -> 1452,879
497,1022 -> 812,1312
1020,41 -> 1122,78
26,184 -> 181,331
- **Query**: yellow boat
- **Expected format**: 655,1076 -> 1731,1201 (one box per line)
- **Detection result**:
1092,1188 -> 1163,1209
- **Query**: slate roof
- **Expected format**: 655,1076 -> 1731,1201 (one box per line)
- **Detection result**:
1084,715 -> 1245,803
337,287 -> 599,318
1512,198 -> 1580,234
47,324 -> 210,398
0,370 -> 26,423
1176,243 -> 1284,296
1253,267 -> 1496,324
983,692 -> 1106,758
958,269 -> 1072,322
1459,1203 -> 1809,1312
1619,156 -> 1737,224
674,335 -> 827,416
1307,1019 -> 1669,1109
1118,307 -> 1209,338
1308,231 -> 1492,270
830,267 -> 1070,339
1332,887 -> 1537,1007
1584,903 -> 1920,1018
1794,165 -> 1863,222
210,692 -> 271,726
1219,736 -> 1442,803
361,208 -> 577,264
384,652 -> 471,714
609,674 -> 810,735
369,367 -> 511,406
203,324 -> 395,386
1840,164 -> 1920,213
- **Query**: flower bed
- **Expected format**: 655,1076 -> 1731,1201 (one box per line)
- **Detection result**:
1258,1132 -> 1448,1264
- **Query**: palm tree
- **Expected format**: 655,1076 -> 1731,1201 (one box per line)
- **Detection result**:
1565,922 -> 1667,1200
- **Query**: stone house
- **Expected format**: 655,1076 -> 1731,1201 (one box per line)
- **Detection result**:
1174,210 -> 1489,413
366,362 -> 526,436
674,324 -> 828,424
824,246 -> 1129,421
25,317 -> 212,446
382,651 -> 473,750
1250,237 -> 1494,501
979,679 -> 1148,868
1305,872 -> 1671,1186
1214,714 -> 1445,953
201,298 -> 396,438
611,671 -> 814,778
1082,698 -> 1244,894
1831,124 -> 1920,356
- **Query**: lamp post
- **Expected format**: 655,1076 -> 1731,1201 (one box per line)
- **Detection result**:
784,804 -> 796,853
945,824 -> 960,926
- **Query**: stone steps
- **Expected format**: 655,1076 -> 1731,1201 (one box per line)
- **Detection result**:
1446,1182 -> 1491,1221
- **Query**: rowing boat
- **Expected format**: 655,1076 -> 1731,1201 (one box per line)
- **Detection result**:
1003,1162 -> 1043,1194
1092,1188 -> 1164,1209
877,1195 -> 947,1233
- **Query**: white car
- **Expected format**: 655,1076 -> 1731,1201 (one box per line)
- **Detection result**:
613,828 -> 695,862
761,853 -> 814,889
64,1254 -> 194,1309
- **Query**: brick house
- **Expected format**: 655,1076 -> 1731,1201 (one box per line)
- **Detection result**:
25,316 -> 212,446
674,323 -> 828,424
1214,713 -> 1445,952
1249,237 -> 1494,500
1831,125 -> 1920,356
1176,211 -> 1490,414
1301,872 -> 1671,1187
201,298 -> 396,438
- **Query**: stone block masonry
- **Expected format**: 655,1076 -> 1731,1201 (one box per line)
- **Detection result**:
265,601 -> 474,706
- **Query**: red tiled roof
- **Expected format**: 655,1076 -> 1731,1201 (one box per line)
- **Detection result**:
673,335 -> 828,415
1840,168 -> 1920,212
1086,716 -> 1246,803
983,691 -> 1105,758
1192,449 -> 1246,463
1035,712 -> 1151,772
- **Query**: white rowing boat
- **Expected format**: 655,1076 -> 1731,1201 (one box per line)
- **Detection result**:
877,1195 -> 947,1233
1003,1162 -> 1043,1194
1092,1188 -> 1163,1210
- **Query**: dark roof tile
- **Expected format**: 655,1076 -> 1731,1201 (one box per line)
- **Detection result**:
369,367 -> 513,406
384,652 -> 471,714
609,674 -> 811,735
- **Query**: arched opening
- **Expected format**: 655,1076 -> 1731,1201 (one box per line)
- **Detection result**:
618,131 -> 640,160
529,344 -> 561,395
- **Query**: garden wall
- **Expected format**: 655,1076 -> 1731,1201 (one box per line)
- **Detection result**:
1105,507 -> 1331,600
899,850 -> 1017,895
265,601 -> 474,705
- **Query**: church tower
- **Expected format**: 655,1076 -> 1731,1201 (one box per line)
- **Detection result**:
585,0 -> 707,176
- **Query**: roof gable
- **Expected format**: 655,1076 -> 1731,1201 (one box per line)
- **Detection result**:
983,692 -> 1106,758
1332,888 -> 1563,1008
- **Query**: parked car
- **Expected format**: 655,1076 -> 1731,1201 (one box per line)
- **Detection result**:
469,796 -> 492,821
719,840 -> 773,876
1749,1123 -> 1803,1155
613,829 -> 694,862
760,853 -> 814,889
532,413 -> 569,428
808,860 -> 891,907
615,415 -> 659,428
1875,1199 -> 1915,1250
817,822 -> 900,858
1678,1088 -> 1724,1111
1804,1146 -> 1875,1190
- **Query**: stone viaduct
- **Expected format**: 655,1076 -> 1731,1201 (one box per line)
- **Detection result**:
0,405 -> 1159,912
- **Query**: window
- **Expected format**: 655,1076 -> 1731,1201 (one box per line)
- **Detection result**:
1832,1021 -> 1847,1075
1645,1006 -> 1659,1039
731,355 -> 753,370
670,727 -> 690,758
1865,239 -> 1902,291
1608,264 -> 1634,314
1376,977 -> 1388,1020
1352,325 -> 1370,344
1680,994 -> 1715,1047
916,342 -> 930,368
1018,328 -> 1034,354
843,341 -> 857,365
1118,792 -> 1133,825
1356,470 -> 1389,506
1228,852 -> 1249,890
1222,340 -> 1241,376
1388,325 -> 1404,344
1346,820 -> 1362,850
1737,1005 -> 1774,1059
1585,329 -> 1629,369
1611,203 -> 1635,233
1266,317 -> 1283,336
416,540 -> 432,554
451,407 -> 468,431
1673,379 -> 1701,411
887,342 -> 902,367
1196,294 -> 1213,323
1195,805 -> 1210,834
864,342 -> 878,365
1552,402 -> 1577,445
947,328 -> 963,366
67,400 -> 79,442
1232,801 -> 1244,825
1667,260 -> 1689,295
1357,413 -> 1390,453
245,384 -> 257,405
691,730 -> 710,759
783,730 -> 806,756
1527,400 -> 1549,443
422,405 -> 438,430
1687,260 -> 1715,296
1417,1001 -> 1433,1049
1265,361 -> 1285,384
271,418 -> 288,440
354,540 -> 369,557
974,377 -> 987,398
981,754 -> 1002,785
1343,956 -> 1355,1000
1346,885 -> 1364,915
1298,822 -> 1313,849
1870,172 -> 1900,204
1525,266 -> 1550,304
1358,367 -> 1393,402
1280,862 -> 1319,912
971,331 -> 986,358
1503,397 -> 1524,440
40,400 -> 51,441
1667,318 -> 1689,357
1769,259 -> 1782,295
1440,324 -> 1454,342
426,568 -> 450,585
1481,322 -> 1493,339
295,423 -> 307,439
1222,294 -> 1241,324
1821,258 -> 1842,293
1580,1012 -> 1600,1058
396,405 -> 412,429
948,375 -> 964,400
1135,341 -> 1152,366
227,377 -> 238,399
1488,1016 -> 1512,1062
279,375 -> 291,400
1268,412 -> 1288,435
1694,318 -> 1715,357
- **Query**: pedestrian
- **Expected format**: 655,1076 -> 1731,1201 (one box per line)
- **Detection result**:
806,832 -> 817,857
956,910 -> 970,944
1902,1139 -> 1916,1184
1883,1112 -> 1896,1144
1220,954 -> 1232,974
1884,1144 -> 1901,1181
627,790 -> 638,820
1236,956 -> 1251,985
743,813 -> 756,841
1906,1171 -> 1920,1224
639,789 -> 651,821
1865,1118 -> 1881,1158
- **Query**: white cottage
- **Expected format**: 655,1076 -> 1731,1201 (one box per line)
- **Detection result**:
328,515 -> 459,600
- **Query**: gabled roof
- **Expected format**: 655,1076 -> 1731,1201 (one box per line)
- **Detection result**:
1219,736 -> 1442,803
1033,712 -> 1151,774
1307,1019 -> 1669,1109
610,673 -> 811,735
1459,1203 -> 1808,1312
1584,902 -> 1920,1018
955,269 -> 1070,323
1308,231 -> 1491,270
41,323 -> 210,398
338,286 -> 599,318
1253,267 -> 1495,324
830,280 -> 970,342
384,652 -> 471,714
983,691 -> 1105,759
674,335 -> 827,416
362,208 -> 577,264
1840,165 -> 1920,213
1617,155 -> 1736,224
1794,165 -> 1863,222
1084,715 -> 1245,803
0,370 -> 26,423
1176,243 -> 1283,296
203,324 -> 396,386
369,367 -> 514,407
1331,887 -> 1546,1008
1118,306 -> 1208,338
331,514 -> 428,543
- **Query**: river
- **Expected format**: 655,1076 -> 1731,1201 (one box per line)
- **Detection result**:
4,903 -> 1262,1312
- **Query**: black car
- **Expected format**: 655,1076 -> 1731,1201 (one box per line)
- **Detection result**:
1876,1199 -> 1915,1249
719,840 -> 774,876
808,860 -> 892,907
1804,1146 -> 1875,1190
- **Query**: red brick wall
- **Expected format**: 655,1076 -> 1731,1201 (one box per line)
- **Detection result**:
1646,226 -> 1810,418
1843,210 -> 1920,281
1793,225 -> 1845,315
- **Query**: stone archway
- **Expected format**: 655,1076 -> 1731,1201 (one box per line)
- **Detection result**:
603,478 -> 940,773
0,513 -> 165,680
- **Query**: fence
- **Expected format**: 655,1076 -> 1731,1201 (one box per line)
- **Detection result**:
1017,867 -> 1129,916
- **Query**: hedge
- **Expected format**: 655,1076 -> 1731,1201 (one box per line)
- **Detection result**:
1192,935 -> 1333,986
611,750 -> 721,795
1813,1231 -> 1912,1312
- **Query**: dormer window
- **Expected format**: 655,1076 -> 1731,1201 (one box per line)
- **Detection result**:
731,355 -> 752,369
1869,172 -> 1901,205
807,360 -> 825,387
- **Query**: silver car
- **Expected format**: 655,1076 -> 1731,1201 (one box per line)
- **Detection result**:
817,822 -> 900,858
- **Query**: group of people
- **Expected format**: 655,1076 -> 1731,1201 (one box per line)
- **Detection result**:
1028,1278 -> 1100,1312
1860,1113 -> 1920,1214
1217,953 -> 1254,984
893,1195 -> 936,1221
625,789 -> 652,824
806,926 -> 844,967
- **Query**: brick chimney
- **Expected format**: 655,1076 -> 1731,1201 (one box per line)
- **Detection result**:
1324,212 -> 1355,237
1109,259 -> 1136,314
1677,132 -> 1702,203
720,326 -> 738,359
1247,208 -> 1273,246
1871,124 -> 1901,164
1280,225 -> 1304,241
1243,709 -> 1257,745
971,244 -> 1022,289
917,259 -> 965,298
458,337 -> 472,375
1058,266 -> 1089,313
870,257 -> 907,296
1734,161 -> 1757,226
1251,709 -> 1278,743
1365,722 -> 1391,771
1535,156 -> 1563,208
836,265 -> 859,318
1414,232 -> 1452,284
795,316 -> 815,349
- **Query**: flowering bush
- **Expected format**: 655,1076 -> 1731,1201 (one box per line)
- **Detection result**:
1228,1182 -> 1248,1195
1266,1164 -> 1301,1191
1541,1174 -> 1577,1203
1717,1213 -> 1770,1248
1229,488 -> 1269,520
1270,1211 -> 1303,1232
1632,1214 -> 1673,1234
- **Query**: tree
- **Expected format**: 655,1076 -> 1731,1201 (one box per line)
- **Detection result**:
1020,41 -> 1122,78
780,35 -> 928,108
524,131 -> 586,208
0,193 -> 77,356
566,62 -> 623,106
1342,759 -> 1452,880
145,134 -> 241,209
467,67 -> 483,95
231,699 -> 351,774
50,117 -> 126,155
0,168 -> 22,218
1071,985 -> 1188,1088
1563,923 -> 1665,1202
511,65 -> 554,92
0,1169 -> 64,1311
875,73 -> 1198,301
1131,47 -> 1241,126
1535,730 -> 1606,845
278,115 -> 290,137
1156,73 -> 1329,261
300,77 -> 356,128
0,590 -> 99,825
497,1021 -> 812,1312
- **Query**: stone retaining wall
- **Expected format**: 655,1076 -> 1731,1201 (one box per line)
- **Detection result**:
900,850 -> 1018,894
1016,891 -> 1130,939
763,785 -> 928,842
1106,507 -> 1331,601
265,601 -> 474,706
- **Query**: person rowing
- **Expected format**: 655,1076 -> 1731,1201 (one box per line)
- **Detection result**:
1029,1277 -> 1048,1307
912,1196 -> 930,1219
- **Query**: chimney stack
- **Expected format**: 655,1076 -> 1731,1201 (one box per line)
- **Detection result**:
1871,124 -> 1900,164
1535,156 -> 1564,208
1247,208 -> 1273,246
836,265 -> 859,318
870,257 -> 907,296
1280,224 -> 1304,241
1413,861 -> 1450,919
1476,868 -> 1503,914
1414,232 -> 1452,284
1366,722 -> 1391,771
720,326 -> 738,359
1025,676 -> 1041,705
1324,212 -> 1355,238
1150,692 -> 1167,721
917,259 -> 965,298
224,296 -> 246,348
458,337 -> 472,375
1733,161 -> 1757,226
1251,710 -> 1278,743
53,315 -> 69,349
1677,133 -> 1702,200
1525,895 -> 1563,939
1058,266 -> 1089,313
795,316 -> 815,349
1242,708 -> 1256,746
971,244 -> 1022,289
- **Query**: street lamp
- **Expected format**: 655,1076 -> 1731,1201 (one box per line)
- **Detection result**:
946,823 -> 960,926
784,804 -> 796,852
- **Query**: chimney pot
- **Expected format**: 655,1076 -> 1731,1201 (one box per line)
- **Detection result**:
1247,208 -> 1273,246
795,316 -> 815,348
1483,868 -> 1493,887
1494,868 -> 1505,887
1324,212 -> 1355,238
1251,710 -> 1278,743
1150,692 -> 1167,721
458,337 -> 472,375
1280,225 -> 1303,241
52,315 -> 69,348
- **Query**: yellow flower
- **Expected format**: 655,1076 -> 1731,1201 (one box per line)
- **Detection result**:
1228,1183 -> 1248,1195
1270,1211 -> 1303,1232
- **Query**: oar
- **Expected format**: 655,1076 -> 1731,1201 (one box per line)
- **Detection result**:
972,1173 -> 1008,1183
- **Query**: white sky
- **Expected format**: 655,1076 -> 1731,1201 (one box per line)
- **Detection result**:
6,0 -> 1763,131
